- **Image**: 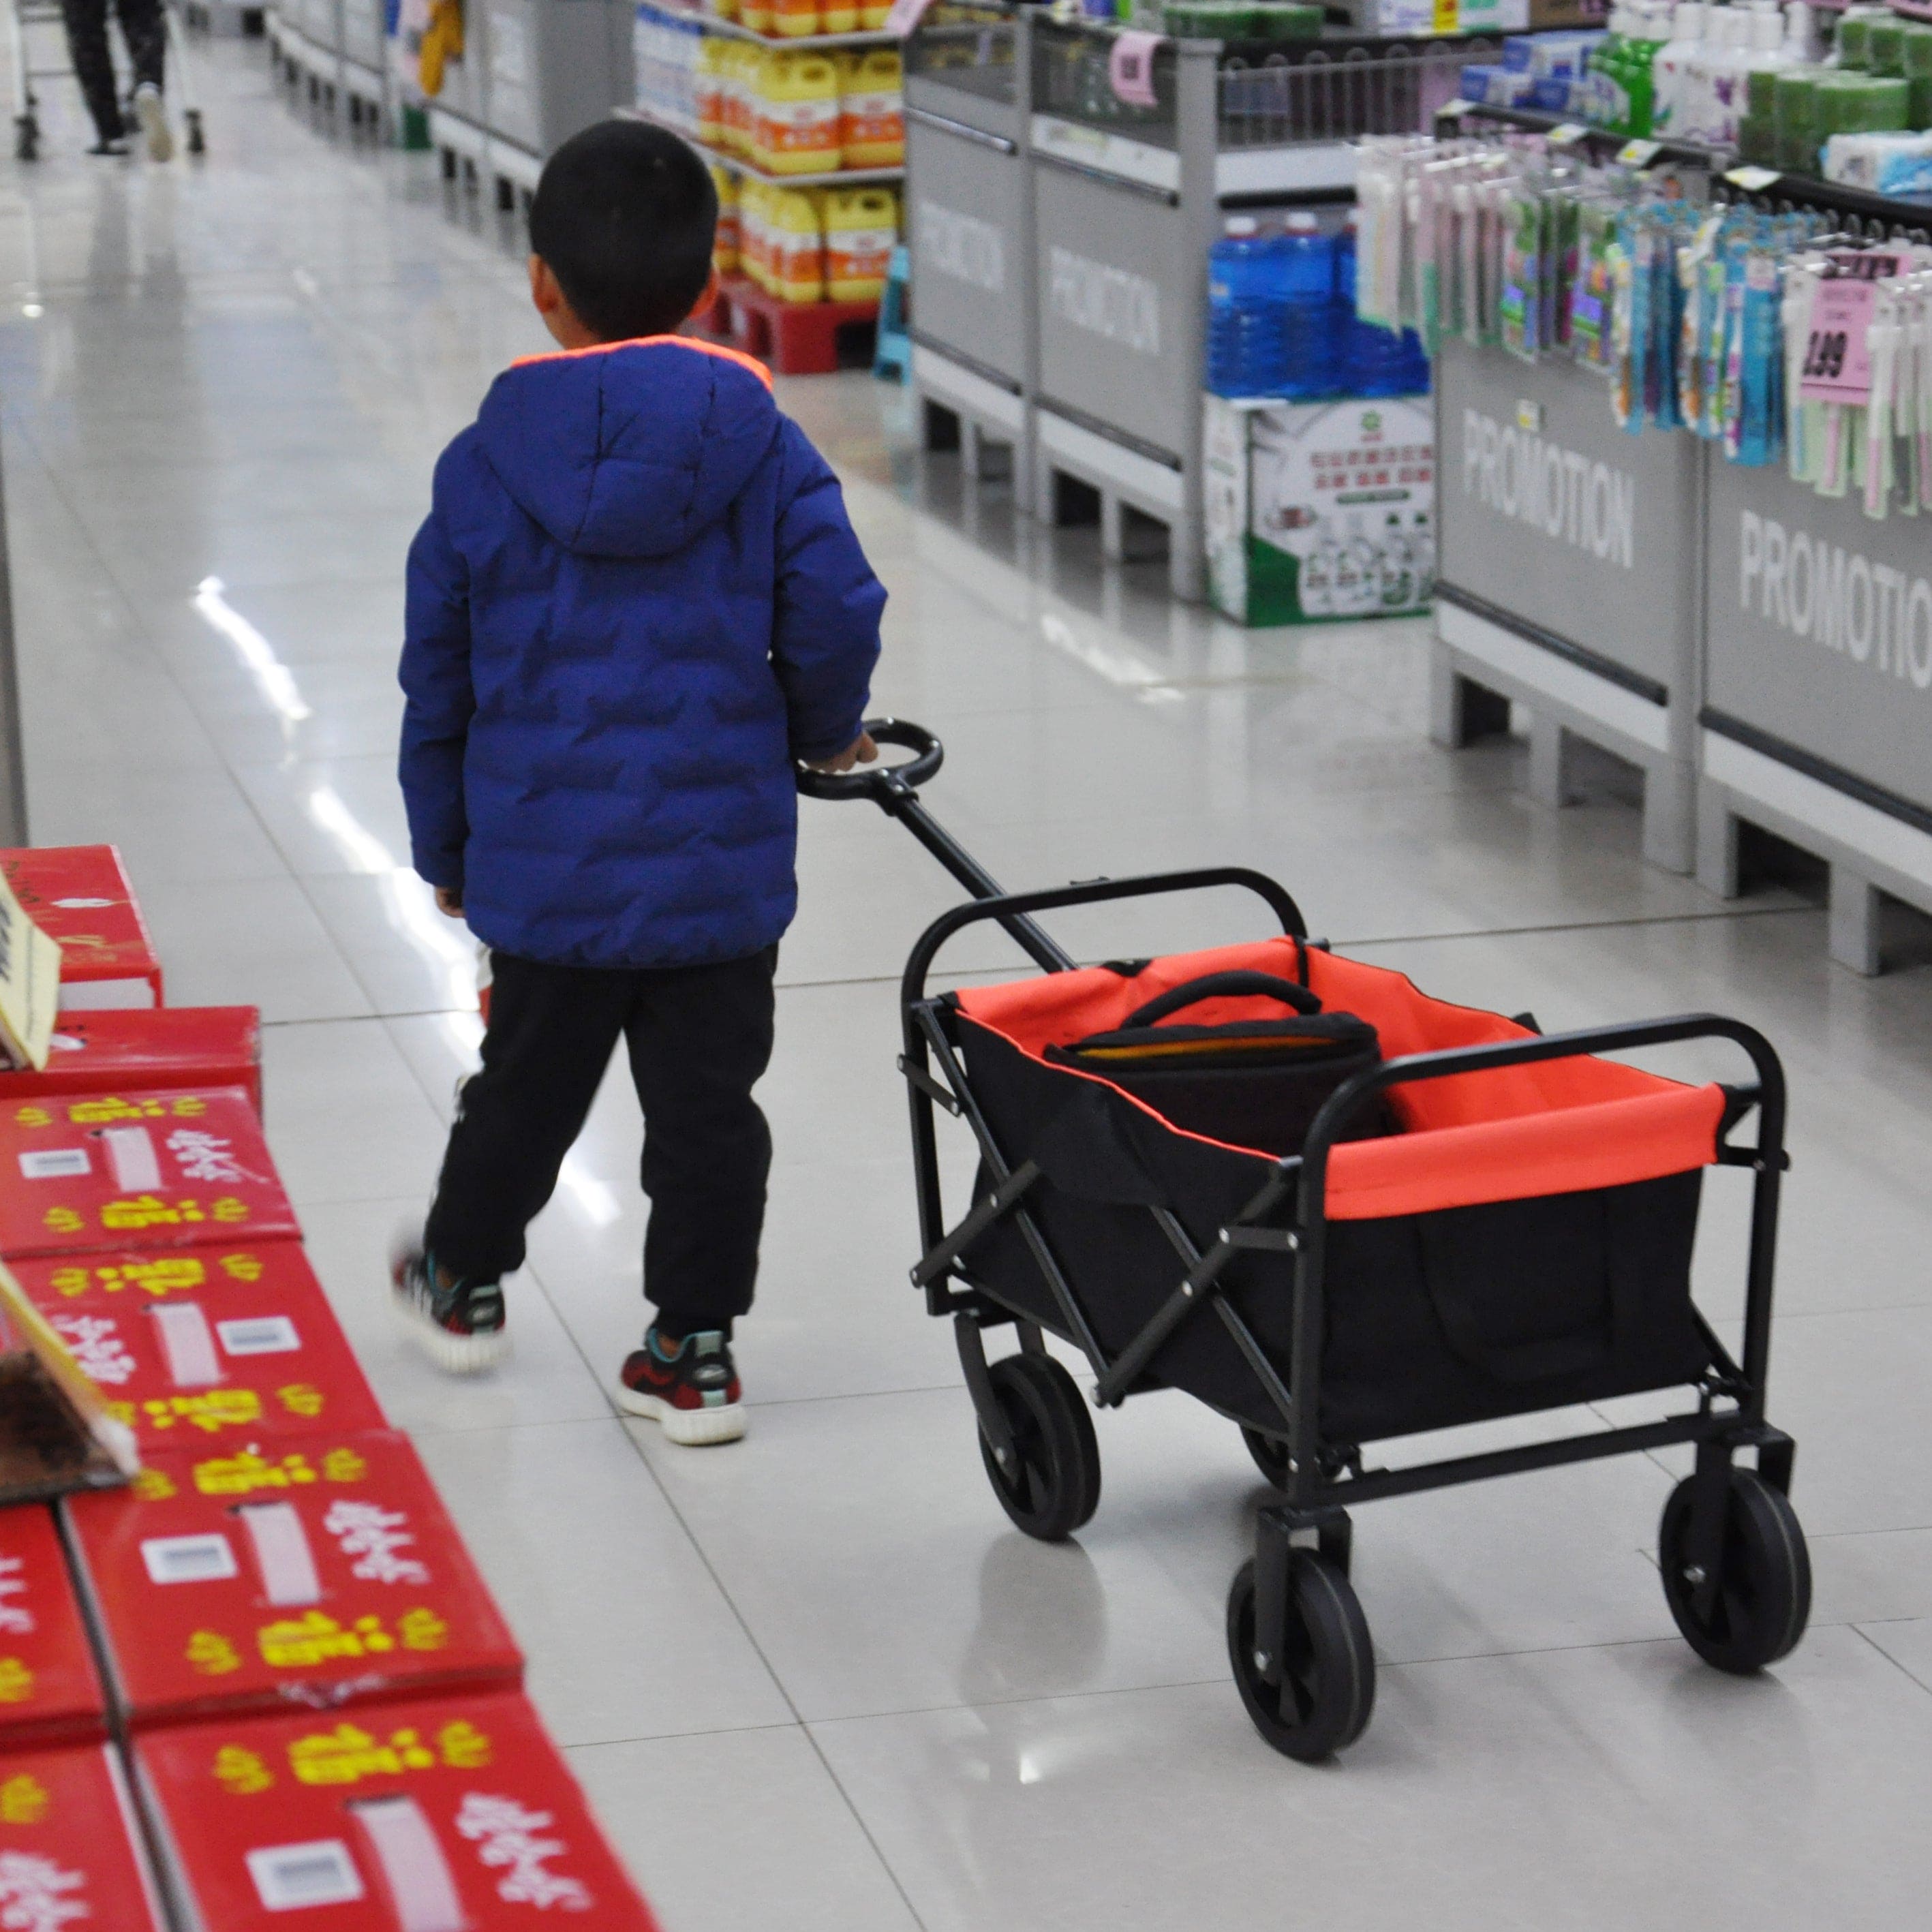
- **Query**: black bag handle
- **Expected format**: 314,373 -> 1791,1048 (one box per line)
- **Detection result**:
1120,970 -> 1321,1031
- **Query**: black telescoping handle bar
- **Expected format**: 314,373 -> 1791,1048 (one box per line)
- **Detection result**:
797,718 -> 1071,974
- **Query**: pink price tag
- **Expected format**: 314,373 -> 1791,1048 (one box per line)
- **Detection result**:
1799,279 -> 1877,407
1109,31 -> 1163,109
883,0 -> 937,35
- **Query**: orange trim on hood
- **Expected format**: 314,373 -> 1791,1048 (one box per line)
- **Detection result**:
509,335 -> 773,388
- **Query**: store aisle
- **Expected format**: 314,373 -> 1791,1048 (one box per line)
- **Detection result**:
3,36 -> 1931,1932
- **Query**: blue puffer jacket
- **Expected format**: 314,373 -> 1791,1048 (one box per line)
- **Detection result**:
399,338 -> 885,970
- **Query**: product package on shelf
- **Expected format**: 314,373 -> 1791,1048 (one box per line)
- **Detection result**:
135,1689 -> 659,1930
0,1504 -> 107,1747
0,1086 -> 299,1259
0,846 -> 162,1010
1206,393 -> 1436,626
0,1006 -> 262,1115
0,1263 -> 140,1503
0,1739 -> 169,1931
63,1427 -> 521,1730
11,1241 -> 384,1455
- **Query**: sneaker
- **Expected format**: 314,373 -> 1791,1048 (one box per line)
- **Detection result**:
133,83 -> 173,162
390,1239 -> 509,1375
617,1328 -> 746,1445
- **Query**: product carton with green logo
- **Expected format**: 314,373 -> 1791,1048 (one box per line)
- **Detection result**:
1204,395 -> 1437,626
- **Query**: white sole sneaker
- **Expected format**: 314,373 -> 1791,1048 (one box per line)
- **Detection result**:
615,1384 -> 746,1445
134,85 -> 173,162
392,1291 -> 510,1376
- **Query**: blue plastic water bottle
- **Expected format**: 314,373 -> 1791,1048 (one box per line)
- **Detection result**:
1207,219 -> 1287,398
1277,213 -> 1338,401
1334,223 -> 1431,399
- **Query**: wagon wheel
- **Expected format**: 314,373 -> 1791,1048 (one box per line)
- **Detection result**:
1227,1552 -> 1375,1762
1240,1426 -> 1291,1489
185,109 -> 204,156
976,1352 -> 1101,1542
15,113 -> 38,162
1659,1469 -> 1811,1674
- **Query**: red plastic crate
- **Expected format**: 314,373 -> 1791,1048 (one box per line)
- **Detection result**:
136,1689 -> 658,1930
64,1428 -> 521,1730
11,1241 -> 385,1455
0,1738 -> 168,1930
0,1505 -> 107,1748
688,273 -> 878,376
0,1086 -> 298,1259
0,846 -> 163,1009
0,1007 -> 262,1115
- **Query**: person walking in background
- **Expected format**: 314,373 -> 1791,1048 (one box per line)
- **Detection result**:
59,0 -> 173,158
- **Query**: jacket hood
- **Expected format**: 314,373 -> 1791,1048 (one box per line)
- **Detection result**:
475,339 -> 778,559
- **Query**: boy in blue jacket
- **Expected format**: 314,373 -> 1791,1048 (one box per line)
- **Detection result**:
394,121 -> 885,1445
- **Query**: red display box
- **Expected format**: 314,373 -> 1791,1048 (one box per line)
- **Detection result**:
0,1007 -> 262,1115
0,1505 -> 106,1747
65,1429 -> 521,1730
0,1738 -> 168,1931
11,1242 -> 385,1454
0,845 -> 164,1009
0,1086 -> 298,1259
137,1690 -> 658,1931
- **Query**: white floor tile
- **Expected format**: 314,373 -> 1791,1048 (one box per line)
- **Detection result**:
568,1728 -> 920,1932
415,1420 -> 793,1745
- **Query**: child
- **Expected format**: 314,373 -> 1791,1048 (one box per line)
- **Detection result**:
393,119 -> 885,1445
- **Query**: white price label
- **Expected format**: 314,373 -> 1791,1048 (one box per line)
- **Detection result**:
1618,139 -> 1662,168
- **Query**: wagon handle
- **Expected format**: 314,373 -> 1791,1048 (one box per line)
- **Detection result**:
795,717 -> 945,802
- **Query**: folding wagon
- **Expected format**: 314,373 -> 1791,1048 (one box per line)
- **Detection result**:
802,722 -> 1811,1760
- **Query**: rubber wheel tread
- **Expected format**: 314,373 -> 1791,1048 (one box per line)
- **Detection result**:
1227,1552 -> 1375,1761
1659,1468 -> 1811,1674
976,1351 -> 1101,1542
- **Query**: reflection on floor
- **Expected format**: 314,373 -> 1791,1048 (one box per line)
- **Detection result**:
3,35 -> 1931,1932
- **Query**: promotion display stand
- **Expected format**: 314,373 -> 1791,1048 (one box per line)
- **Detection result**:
908,8 -> 1490,599
1432,337 -> 1704,872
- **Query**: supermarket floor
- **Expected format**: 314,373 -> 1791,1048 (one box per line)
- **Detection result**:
5,36 -> 1932,1932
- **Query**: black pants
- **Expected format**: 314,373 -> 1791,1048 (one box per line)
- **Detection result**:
425,947 -> 777,1338
60,0 -> 165,145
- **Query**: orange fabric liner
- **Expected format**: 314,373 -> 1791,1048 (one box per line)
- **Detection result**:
953,936 -> 1725,1221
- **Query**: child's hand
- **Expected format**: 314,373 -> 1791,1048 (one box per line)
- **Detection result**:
805,732 -> 878,776
435,887 -> 466,919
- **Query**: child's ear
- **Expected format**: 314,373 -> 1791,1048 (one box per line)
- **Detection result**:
528,255 -> 563,319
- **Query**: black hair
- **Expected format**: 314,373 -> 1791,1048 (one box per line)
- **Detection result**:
528,121 -> 718,342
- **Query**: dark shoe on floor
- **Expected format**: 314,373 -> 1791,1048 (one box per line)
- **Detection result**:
618,1328 -> 746,1445
390,1237 -> 509,1375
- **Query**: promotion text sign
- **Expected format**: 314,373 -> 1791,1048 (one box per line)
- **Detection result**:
65,1428 -> 521,1728
12,1242 -> 384,1454
0,1505 -> 107,1746
0,1741 -> 168,1931
138,1690 -> 659,1931
0,1086 -> 298,1258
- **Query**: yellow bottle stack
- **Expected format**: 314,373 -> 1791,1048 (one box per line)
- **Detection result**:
755,50 -> 842,175
710,163 -> 739,277
840,47 -> 904,168
824,185 -> 899,302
